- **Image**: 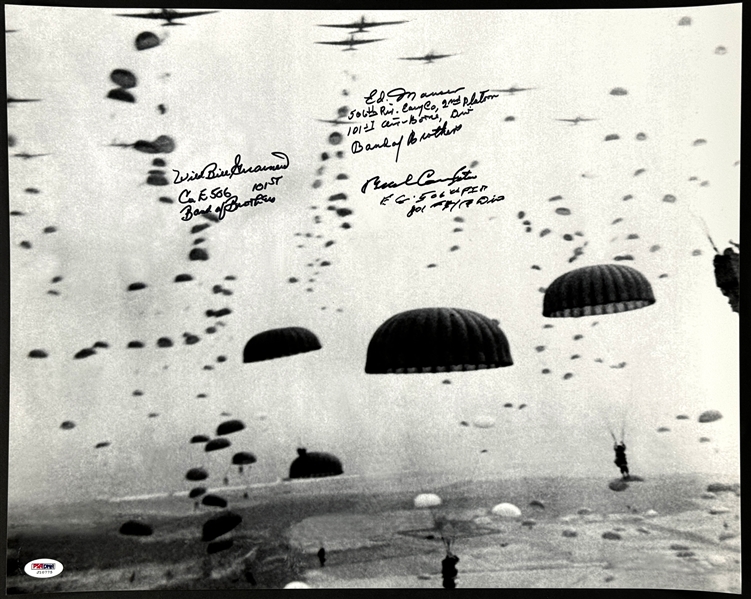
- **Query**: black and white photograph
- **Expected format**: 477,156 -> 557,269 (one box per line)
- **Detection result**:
4,3 -> 741,592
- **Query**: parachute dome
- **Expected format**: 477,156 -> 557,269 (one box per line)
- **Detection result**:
135,31 -> 160,51
543,264 -> 655,317
60,421 -> 76,430
189,487 -> 207,498
232,451 -> 257,465
186,467 -> 209,481
288,448 -> 343,479
243,327 -> 322,363
202,494 -> 228,508
365,307 -> 513,373
28,349 -> 48,358
414,493 -> 442,508
202,511 -> 242,542
190,434 -> 210,444
473,416 -> 496,429
119,521 -> 153,536
205,437 -> 231,452
491,503 -> 522,518
110,69 -> 137,89
217,419 -> 245,436
107,88 -> 135,103
698,410 -> 722,423
207,539 -> 234,554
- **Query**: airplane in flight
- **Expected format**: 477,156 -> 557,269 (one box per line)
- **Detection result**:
556,116 -> 597,125
399,51 -> 456,64
7,96 -> 41,105
12,152 -> 51,160
317,118 -> 357,126
115,8 -> 219,26
317,16 -> 408,34
491,86 -> 535,95
316,35 -> 385,52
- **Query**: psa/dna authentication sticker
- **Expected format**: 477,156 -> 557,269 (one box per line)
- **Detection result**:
24,559 -> 64,578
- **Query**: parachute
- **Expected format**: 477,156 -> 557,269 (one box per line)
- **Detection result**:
95,441 -> 111,449
190,435 -> 210,444
207,539 -> 234,554
543,264 -> 655,317
365,308 -> 513,373
491,503 -> 521,518
119,521 -> 153,536
189,487 -> 207,499
232,452 -> 257,473
202,511 -> 242,542
174,273 -> 193,282
472,416 -> 495,429
59,421 -> 76,430
414,493 -> 442,508
135,31 -> 160,51
217,419 -> 245,436
205,438 -> 231,452
28,349 -> 48,358
107,89 -> 135,103
288,448 -> 343,479
202,494 -> 228,508
110,69 -> 137,89
186,467 -> 209,481
243,327 -> 322,363
698,410 -> 723,423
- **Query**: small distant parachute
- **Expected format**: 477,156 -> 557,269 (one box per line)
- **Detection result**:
94,341 -> 109,349
329,132 -> 343,145
563,373 -> 574,380
289,448 -> 343,479
414,493 -> 442,508
186,467 -> 209,481
202,494 -> 228,508
529,500 -> 544,509
657,427 -> 670,433
676,414 -> 689,420
459,421 -> 469,427
202,511 -> 243,542
543,264 -> 655,318
555,208 -> 571,216
473,416 -> 496,429
715,46 -> 727,55
604,134 -> 620,141
699,437 -> 711,443
662,194 -> 677,203
107,88 -> 135,103
74,348 -> 96,360
189,248 -> 209,261
698,410 -> 722,423
613,255 -> 634,261
60,421 -> 76,430
119,521 -> 153,536
610,87 -> 628,96
95,441 -> 111,449
519,403 -> 527,410
110,69 -> 137,89
135,31 -> 160,51
147,174 -> 169,186
156,337 -> 173,348
365,307 -> 513,373
28,349 -> 48,358
174,274 -> 193,282
189,487 -> 207,499
232,452 -> 257,473
491,503 -> 521,518
693,139 -> 707,146
609,479 -> 629,492
127,282 -> 147,291
205,438 -> 231,452
540,229 -> 551,238
678,16 -> 692,25
243,327 -> 321,363
190,435 -> 210,444
127,341 -> 145,348
217,420 -> 245,436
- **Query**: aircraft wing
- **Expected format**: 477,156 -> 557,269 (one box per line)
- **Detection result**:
316,38 -> 384,46
115,12 -> 167,19
169,10 -> 219,19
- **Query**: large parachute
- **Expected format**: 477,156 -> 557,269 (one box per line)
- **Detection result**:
243,327 -> 322,363
365,308 -> 513,373
205,437 -> 231,452
288,448 -> 343,479
186,467 -> 209,481
217,420 -> 245,436
543,264 -> 655,318
135,31 -> 160,51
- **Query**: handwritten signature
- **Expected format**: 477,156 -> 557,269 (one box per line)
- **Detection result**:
360,166 -> 478,194
173,152 -> 289,185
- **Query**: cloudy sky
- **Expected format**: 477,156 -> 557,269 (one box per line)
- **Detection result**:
6,5 -> 740,506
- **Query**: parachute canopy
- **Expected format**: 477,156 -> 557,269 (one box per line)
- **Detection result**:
243,327 -> 322,363
190,434 -> 210,444
189,487 -> 207,499
365,308 -> 513,374
232,452 -> 257,466
205,437 -> 231,452
543,264 -> 655,318
207,539 -> 234,554
110,69 -> 137,89
135,31 -> 160,51
60,421 -> 76,430
491,503 -> 522,518
473,416 -> 496,429
119,520 -> 153,536
186,467 -> 209,481
107,88 -> 135,103
288,448 -> 343,479
217,419 -> 245,436
202,494 -> 228,508
698,410 -> 723,423
414,493 -> 442,508
202,511 -> 242,542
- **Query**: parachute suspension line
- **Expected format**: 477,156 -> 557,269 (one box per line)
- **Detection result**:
685,205 -> 720,254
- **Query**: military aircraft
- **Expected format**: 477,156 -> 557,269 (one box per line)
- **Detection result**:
316,35 -> 385,51
12,152 -> 51,160
399,51 -> 456,64
556,116 -> 597,125
7,96 -> 41,105
115,8 -> 219,26
317,118 -> 357,126
491,85 -> 535,95
317,16 -> 408,33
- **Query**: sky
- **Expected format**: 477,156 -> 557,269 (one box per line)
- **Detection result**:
6,5 -> 741,506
